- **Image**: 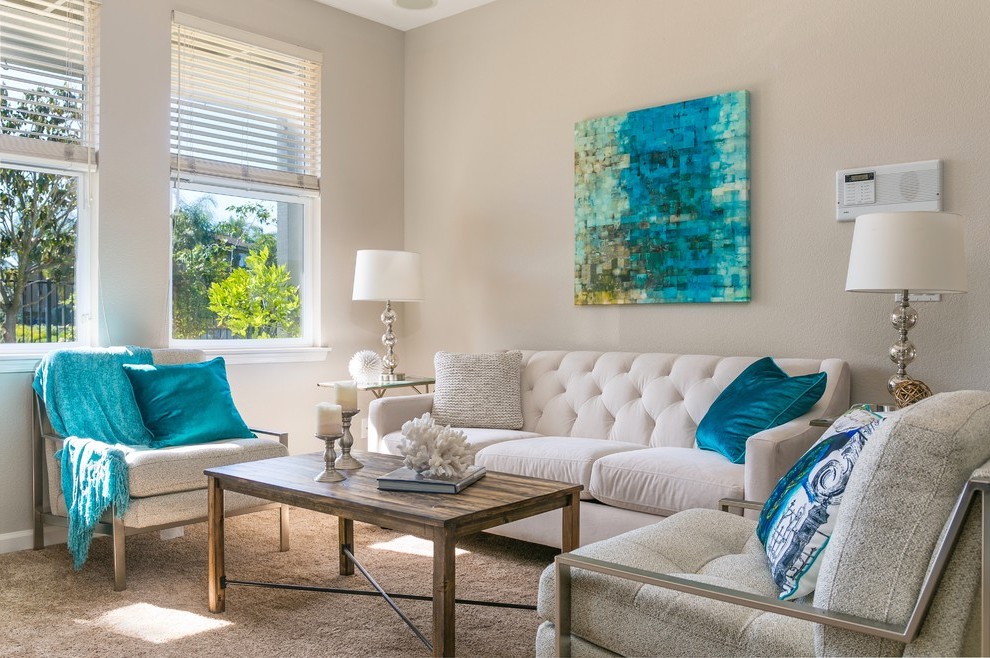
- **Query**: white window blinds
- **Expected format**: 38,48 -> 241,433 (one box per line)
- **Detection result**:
171,13 -> 321,191
0,0 -> 99,164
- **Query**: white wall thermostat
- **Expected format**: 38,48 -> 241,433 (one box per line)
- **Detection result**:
835,159 -> 941,221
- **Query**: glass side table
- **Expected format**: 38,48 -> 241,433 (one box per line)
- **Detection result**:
810,404 -> 898,428
318,376 -> 435,399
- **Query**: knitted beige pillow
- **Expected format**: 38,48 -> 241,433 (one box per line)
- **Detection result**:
431,351 -> 523,429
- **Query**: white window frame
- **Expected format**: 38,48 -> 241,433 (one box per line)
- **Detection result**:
168,174 -> 321,352
168,14 -> 324,360
0,155 -> 96,368
0,0 -> 99,368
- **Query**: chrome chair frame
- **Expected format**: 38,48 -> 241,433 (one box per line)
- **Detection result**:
32,393 -> 290,590
555,476 -> 990,657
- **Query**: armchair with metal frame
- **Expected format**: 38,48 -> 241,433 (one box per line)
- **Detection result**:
542,390 -> 990,657
32,348 -> 291,591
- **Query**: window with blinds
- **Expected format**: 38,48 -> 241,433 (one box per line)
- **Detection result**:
0,0 -> 99,164
0,0 -> 98,349
168,14 -> 320,347
170,13 -> 321,191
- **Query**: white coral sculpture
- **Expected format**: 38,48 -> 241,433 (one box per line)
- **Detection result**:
348,349 -> 383,384
397,413 -> 476,479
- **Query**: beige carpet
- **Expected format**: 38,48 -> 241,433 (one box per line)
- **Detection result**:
0,509 -> 559,657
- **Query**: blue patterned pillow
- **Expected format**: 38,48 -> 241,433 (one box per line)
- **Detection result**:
757,406 -> 886,600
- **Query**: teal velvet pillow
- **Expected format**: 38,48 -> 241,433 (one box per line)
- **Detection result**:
123,357 -> 255,448
696,357 -> 827,464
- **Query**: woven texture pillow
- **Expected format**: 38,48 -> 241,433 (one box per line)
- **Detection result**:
432,351 -> 523,430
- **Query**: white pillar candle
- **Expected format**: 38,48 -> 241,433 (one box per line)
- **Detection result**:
316,403 -> 343,436
332,381 -> 358,413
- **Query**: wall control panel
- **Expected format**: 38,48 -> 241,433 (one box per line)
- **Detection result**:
836,159 -> 941,221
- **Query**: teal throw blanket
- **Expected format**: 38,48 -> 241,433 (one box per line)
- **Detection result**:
58,438 -> 131,569
33,346 -> 154,445
34,346 -> 154,569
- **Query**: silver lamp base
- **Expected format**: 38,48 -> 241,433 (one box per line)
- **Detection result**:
887,290 -> 919,394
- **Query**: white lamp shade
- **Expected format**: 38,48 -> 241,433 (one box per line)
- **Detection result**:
845,212 -> 967,294
352,250 -> 424,302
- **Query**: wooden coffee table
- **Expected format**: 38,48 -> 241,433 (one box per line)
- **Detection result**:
205,451 -> 582,657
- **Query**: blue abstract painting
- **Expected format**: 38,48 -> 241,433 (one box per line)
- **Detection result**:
574,91 -> 750,304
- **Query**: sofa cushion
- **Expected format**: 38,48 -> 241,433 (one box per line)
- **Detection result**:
536,508 -> 814,657
431,350 -> 524,429
589,447 -> 744,516
696,356 -> 827,464
380,427 -> 541,457
121,437 -> 287,498
475,437 -> 645,500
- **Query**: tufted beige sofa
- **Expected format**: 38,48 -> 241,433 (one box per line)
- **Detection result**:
368,350 -> 850,548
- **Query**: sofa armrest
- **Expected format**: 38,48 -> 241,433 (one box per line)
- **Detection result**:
744,419 -> 824,503
368,393 -> 435,440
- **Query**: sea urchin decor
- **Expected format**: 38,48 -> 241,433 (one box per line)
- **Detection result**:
348,350 -> 384,384
574,91 -> 750,304
397,413 -> 475,479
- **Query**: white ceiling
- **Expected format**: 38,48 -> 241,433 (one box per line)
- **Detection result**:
313,0 -> 499,31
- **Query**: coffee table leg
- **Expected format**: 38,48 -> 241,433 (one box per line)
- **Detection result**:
432,527 -> 456,657
208,476 -> 225,613
562,491 -> 580,552
339,517 -> 354,576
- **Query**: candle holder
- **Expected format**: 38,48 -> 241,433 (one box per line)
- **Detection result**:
335,409 -> 364,470
315,432 -> 346,483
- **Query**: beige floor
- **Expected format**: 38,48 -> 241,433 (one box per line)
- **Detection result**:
0,507 -> 558,657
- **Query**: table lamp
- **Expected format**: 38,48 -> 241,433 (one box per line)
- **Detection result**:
352,249 -> 423,381
845,211 -> 967,393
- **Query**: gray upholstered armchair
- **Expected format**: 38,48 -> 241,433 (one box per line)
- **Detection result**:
539,390 -> 990,657
32,348 -> 290,590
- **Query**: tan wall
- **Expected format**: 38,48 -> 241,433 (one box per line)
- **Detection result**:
401,0 -> 990,402
0,0 -> 404,542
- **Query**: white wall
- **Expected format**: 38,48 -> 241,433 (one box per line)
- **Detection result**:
0,0 -> 404,542
401,0 -> 990,402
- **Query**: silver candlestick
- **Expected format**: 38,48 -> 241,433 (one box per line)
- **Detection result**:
315,432 -> 346,483
335,410 -> 364,470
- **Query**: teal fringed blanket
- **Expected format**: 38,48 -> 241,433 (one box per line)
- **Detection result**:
33,346 -> 154,445
34,346 -> 155,569
58,438 -> 131,569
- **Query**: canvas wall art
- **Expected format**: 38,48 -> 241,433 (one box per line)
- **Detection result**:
574,91 -> 750,304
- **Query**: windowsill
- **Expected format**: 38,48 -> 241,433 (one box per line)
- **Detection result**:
0,346 -> 331,373
201,346 -> 331,365
0,354 -> 44,374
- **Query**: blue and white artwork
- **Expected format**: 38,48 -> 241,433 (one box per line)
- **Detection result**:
574,91 -> 750,304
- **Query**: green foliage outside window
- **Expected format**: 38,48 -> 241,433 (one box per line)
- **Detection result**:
171,197 -> 301,340
0,85 -> 80,343
207,246 -> 300,339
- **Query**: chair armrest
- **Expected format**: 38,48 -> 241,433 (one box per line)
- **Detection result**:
249,428 -> 289,448
744,419 -> 824,503
718,498 -> 764,513
368,393 -> 435,440
553,553 -> 909,658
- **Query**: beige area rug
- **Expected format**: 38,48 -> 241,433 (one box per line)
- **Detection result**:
0,508 -> 559,657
